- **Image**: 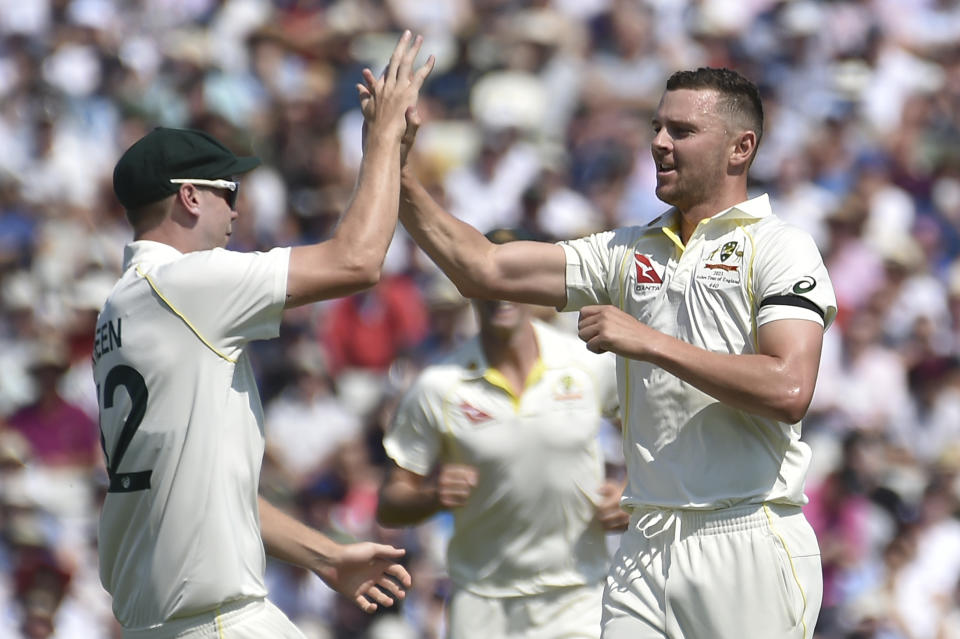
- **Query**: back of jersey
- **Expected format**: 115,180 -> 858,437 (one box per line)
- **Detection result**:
92,241 -> 288,630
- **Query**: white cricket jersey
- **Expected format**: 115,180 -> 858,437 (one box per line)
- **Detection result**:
560,194 -> 837,511
92,240 -> 289,630
384,320 -> 619,597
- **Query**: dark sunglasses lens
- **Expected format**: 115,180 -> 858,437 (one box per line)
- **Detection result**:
227,185 -> 238,210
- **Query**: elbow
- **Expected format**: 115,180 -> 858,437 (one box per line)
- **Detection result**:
774,383 -> 814,424
453,278 -> 484,300
452,261 -> 500,300
343,254 -> 383,291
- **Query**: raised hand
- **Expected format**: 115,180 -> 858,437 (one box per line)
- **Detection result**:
357,30 -> 434,147
314,541 -> 412,613
435,463 -> 478,509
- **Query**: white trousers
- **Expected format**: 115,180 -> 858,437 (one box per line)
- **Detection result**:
122,598 -> 306,639
602,503 -> 822,639
448,581 -> 605,639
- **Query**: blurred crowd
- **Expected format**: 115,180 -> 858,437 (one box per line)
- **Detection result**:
2,0 -> 960,637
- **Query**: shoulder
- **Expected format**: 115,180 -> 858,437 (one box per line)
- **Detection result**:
405,340 -> 479,398
150,247 -> 287,288
751,216 -> 818,247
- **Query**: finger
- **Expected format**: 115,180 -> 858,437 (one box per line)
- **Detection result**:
412,54 -> 436,88
369,544 -> 406,560
357,83 -> 371,99
577,325 -> 597,343
385,30 -> 412,85
586,338 -> 606,354
402,107 -> 422,141
378,575 -> 407,599
397,33 -> 423,81
364,585 -> 396,608
386,563 -> 412,587
355,594 -> 377,613
361,68 -> 378,90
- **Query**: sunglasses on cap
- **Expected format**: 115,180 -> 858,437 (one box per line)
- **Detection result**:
169,178 -> 240,210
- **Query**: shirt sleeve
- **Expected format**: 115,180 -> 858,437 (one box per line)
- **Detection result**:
155,247 -> 290,350
382,374 -> 444,476
559,230 -> 619,311
753,224 -> 837,330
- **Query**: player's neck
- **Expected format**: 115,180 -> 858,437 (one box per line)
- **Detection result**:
678,184 -> 749,244
137,224 -> 209,254
480,321 -> 539,395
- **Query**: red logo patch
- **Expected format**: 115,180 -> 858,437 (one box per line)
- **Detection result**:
459,401 -> 492,424
634,254 -> 663,284
704,263 -> 739,272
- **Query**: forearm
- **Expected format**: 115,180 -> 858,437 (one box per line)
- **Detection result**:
377,479 -> 441,527
399,167 -> 495,298
332,134 -> 404,270
284,135 -> 402,306
259,496 -> 339,574
399,167 -> 568,306
637,331 -> 812,423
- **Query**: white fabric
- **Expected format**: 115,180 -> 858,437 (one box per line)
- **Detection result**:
384,320 -> 618,597
121,598 -> 305,639
94,241 -> 289,629
602,503 -> 822,639
447,582 -> 604,639
560,194 -> 837,510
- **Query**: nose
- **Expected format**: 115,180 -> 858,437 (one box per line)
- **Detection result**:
651,128 -> 670,153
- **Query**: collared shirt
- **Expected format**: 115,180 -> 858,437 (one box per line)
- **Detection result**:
560,194 -> 837,510
93,241 -> 289,629
384,320 -> 618,597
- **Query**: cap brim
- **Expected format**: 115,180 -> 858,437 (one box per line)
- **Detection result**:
223,156 -> 261,177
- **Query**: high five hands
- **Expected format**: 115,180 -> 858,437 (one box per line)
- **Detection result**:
357,30 -> 435,163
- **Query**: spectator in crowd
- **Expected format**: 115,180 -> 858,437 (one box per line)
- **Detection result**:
2,1 -> 960,637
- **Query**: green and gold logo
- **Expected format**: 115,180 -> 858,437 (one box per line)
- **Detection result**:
720,241 -> 738,262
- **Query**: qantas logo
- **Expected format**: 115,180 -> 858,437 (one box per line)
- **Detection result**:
459,401 -> 493,424
634,254 -> 663,284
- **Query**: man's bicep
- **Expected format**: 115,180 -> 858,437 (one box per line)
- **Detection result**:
493,240 -> 567,308
757,318 -> 825,390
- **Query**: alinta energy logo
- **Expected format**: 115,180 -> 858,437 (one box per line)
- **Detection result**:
634,253 -> 663,294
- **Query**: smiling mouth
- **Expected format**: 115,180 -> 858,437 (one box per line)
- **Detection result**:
656,160 -> 675,174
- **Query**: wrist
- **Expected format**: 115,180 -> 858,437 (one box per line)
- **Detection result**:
305,532 -> 342,579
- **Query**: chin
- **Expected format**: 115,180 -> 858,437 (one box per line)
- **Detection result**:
654,186 -> 676,206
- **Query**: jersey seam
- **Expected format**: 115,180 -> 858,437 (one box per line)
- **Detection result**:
762,503 -> 808,639
136,265 -> 237,364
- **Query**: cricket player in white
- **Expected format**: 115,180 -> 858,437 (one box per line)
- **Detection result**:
377,230 -> 626,638
392,68 -> 836,638
95,32 -> 434,637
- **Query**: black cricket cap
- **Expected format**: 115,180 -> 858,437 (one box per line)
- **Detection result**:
112,127 -> 261,210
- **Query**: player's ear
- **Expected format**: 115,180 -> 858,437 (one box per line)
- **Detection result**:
729,130 -> 756,170
176,183 -> 203,216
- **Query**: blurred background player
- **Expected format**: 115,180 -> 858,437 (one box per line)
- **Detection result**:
377,228 -> 626,639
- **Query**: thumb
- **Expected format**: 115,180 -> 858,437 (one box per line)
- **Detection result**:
402,107 -> 421,141
369,544 -> 406,559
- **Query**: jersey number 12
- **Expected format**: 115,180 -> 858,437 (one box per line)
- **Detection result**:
98,364 -> 152,492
